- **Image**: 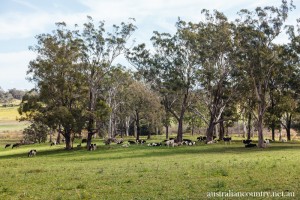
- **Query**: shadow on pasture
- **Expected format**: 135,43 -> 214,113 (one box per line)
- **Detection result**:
1,142 -> 300,160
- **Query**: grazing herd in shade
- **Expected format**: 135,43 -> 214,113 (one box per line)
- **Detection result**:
2,135 -> 289,157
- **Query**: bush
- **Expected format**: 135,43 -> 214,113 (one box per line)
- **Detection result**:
23,122 -> 49,143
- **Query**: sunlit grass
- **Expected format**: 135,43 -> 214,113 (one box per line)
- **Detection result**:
0,139 -> 299,199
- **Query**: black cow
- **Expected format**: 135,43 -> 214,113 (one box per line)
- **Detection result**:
223,137 -> 232,144
197,136 -> 207,141
50,141 -> 57,146
12,143 -> 20,149
243,140 -> 252,145
183,139 -> 192,143
4,144 -> 11,148
128,140 -> 136,144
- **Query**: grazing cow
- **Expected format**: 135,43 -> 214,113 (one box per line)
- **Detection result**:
166,140 -> 174,147
136,139 -> 146,144
50,141 -> 57,146
12,143 -> 20,149
197,136 -> 207,141
206,140 -> 216,144
243,140 -> 252,145
4,144 -> 11,148
28,149 -> 37,157
183,139 -> 192,143
148,142 -> 162,147
245,143 -> 257,148
89,144 -> 97,151
223,137 -> 232,144
281,139 -> 287,143
264,139 -> 270,144
188,141 -> 196,146
128,140 -> 136,144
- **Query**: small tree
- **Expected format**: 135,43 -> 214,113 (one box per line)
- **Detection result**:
23,122 -> 49,143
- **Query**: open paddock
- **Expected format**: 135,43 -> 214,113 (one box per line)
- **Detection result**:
0,138 -> 299,199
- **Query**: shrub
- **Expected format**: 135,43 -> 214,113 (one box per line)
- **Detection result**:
23,122 -> 49,143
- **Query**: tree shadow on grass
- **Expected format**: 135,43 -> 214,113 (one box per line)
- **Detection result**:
82,143 -> 300,161
0,142 -> 300,161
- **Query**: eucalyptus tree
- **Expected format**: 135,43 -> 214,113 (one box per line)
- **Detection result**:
234,1 -> 294,147
277,20 -> 300,140
126,81 -> 162,140
181,10 -> 239,142
103,66 -> 133,138
80,16 -> 136,148
127,22 -> 200,142
24,22 -> 86,149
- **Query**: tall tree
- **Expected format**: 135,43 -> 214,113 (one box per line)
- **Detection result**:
80,16 -> 136,149
181,10 -> 239,142
24,22 -> 86,150
126,81 -> 161,140
234,1 -> 294,147
128,21 -> 200,142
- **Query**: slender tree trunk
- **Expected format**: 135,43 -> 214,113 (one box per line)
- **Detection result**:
257,105 -> 264,148
215,123 -> 219,138
219,120 -> 225,140
286,114 -> 292,141
271,124 -> 275,141
108,113 -> 113,138
125,116 -> 130,137
134,121 -> 137,138
247,112 -> 252,140
242,120 -> 247,138
279,124 -> 282,141
191,123 -> 194,136
147,127 -> 151,139
165,125 -> 169,139
136,111 -> 140,140
49,130 -> 52,143
87,86 -> 96,149
56,129 -> 61,144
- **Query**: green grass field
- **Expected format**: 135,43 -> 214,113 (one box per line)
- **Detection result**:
0,138 -> 299,200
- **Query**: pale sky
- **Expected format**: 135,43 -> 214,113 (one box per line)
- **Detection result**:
0,0 -> 299,91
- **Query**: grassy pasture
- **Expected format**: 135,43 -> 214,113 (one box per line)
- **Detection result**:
0,139 -> 299,200
0,106 -> 28,138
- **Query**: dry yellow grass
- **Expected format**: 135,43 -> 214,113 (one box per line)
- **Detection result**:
0,106 -> 21,121
0,106 -> 29,138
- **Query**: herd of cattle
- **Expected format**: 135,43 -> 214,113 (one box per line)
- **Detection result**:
3,135 -> 283,157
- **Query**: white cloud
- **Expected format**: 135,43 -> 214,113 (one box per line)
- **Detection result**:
0,0 -> 300,90
0,51 -> 36,90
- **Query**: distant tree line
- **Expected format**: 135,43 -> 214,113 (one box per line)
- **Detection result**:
18,0 -> 300,149
0,87 -> 26,105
